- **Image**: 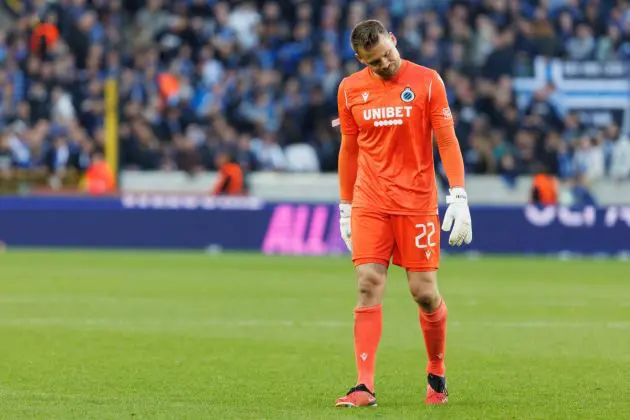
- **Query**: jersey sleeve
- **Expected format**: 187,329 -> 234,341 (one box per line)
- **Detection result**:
428,71 -> 455,130
337,78 -> 359,136
435,125 -> 465,188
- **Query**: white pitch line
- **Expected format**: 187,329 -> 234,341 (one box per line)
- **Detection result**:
0,295 -> 168,304
0,318 -> 628,330
0,389 -> 214,407
451,321 -> 630,329
3,296 -> 629,308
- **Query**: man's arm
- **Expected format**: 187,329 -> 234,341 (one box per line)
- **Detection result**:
336,78 -> 359,251
428,71 -> 465,189
429,70 -> 472,246
339,133 -> 359,204
434,125 -> 465,188
336,78 -> 360,202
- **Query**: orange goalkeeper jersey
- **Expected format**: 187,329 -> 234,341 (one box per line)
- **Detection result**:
337,60 -> 455,215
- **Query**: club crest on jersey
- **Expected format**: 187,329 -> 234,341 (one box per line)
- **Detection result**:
400,87 -> 415,103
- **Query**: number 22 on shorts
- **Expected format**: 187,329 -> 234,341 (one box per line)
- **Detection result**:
415,222 -> 436,257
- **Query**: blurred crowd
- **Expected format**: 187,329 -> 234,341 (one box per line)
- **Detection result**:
0,0 -> 629,196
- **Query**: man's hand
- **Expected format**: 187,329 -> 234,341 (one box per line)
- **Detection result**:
339,203 -> 352,251
441,187 -> 473,246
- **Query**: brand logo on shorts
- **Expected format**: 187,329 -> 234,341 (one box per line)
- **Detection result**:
401,87 -> 415,103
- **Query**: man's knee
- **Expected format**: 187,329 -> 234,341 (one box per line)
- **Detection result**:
355,263 -> 387,305
407,271 -> 440,311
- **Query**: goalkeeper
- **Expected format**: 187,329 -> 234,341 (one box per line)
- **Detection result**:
335,19 -> 473,407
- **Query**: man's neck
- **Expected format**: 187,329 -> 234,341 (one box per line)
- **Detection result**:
371,60 -> 404,81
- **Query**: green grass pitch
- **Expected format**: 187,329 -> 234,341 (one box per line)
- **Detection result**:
0,250 -> 629,419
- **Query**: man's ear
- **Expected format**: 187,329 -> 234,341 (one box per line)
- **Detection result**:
354,52 -> 365,66
389,32 -> 398,46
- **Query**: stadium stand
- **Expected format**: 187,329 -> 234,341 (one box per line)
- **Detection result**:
0,0 -> 629,196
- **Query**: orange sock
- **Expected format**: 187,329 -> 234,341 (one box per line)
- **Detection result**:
354,304 -> 382,392
419,299 -> 448,377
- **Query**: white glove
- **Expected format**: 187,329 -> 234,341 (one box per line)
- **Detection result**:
339,203 -> 352,252
441,187 -> 473,246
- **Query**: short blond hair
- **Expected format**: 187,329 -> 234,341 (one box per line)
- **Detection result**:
350,19 -> 388,52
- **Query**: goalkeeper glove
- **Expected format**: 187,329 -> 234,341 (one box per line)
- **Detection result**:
441,187 -> 473,246
339,203 -> 352,252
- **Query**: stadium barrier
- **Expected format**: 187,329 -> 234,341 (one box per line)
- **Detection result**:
121,171 -> 630,206
0,195 -> 629,257
0,169 -> 82,194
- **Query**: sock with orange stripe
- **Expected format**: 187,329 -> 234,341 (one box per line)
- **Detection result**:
419,299 -> 448,377
354,304 -> 382,392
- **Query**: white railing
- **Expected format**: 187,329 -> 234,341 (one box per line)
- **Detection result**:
120,171 -> 630,205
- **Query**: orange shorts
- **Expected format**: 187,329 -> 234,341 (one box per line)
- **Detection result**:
351,208 -> 440,272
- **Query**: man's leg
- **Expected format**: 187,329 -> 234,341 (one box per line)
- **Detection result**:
392,214 -> 448,405
336,209 -> 393,408
352,262 -> 387,391
407,270 -> 449,405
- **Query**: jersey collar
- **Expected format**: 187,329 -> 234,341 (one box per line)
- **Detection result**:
369,59 -> 409,84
